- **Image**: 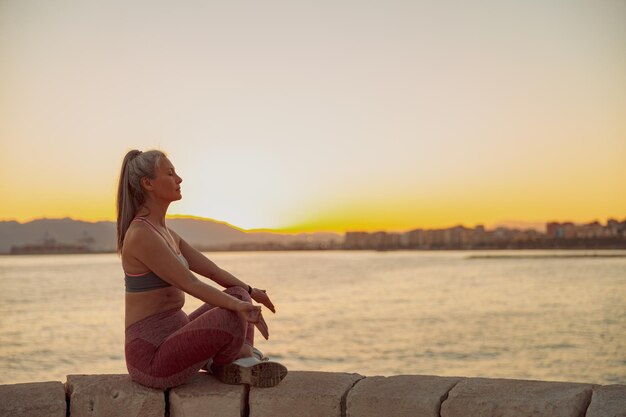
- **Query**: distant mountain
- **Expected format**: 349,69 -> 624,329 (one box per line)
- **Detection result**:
0,218 -> 116,254
0,217 -> 342,254
166,218 -> 341,248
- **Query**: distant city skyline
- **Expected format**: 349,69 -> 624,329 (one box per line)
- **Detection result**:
3,214 -> 624,235
3,216 -> 624,254
1,1 -> 624,232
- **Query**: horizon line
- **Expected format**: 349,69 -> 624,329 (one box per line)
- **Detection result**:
2,214 -> 625,235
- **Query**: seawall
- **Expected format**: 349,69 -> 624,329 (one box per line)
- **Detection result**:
1,372 -> 624,417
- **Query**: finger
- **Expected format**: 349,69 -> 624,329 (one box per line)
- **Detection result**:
250,306 -> 261,321
255,319 -> 268,340
261,294 -> 276,313
254,313 -> 270,340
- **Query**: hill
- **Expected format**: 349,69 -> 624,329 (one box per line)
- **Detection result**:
0,217 -> 342,254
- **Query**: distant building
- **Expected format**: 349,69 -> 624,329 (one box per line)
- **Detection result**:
342,218 -> 625,251
546,220 -> 623,240
406,229 -> 425,247
546,222 -> 576,239
344,232 -> 370,249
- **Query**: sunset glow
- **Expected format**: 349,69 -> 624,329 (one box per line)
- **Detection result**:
1,1 -> 624,233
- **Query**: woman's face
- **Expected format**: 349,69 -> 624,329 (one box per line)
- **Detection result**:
147,157 -> 183,202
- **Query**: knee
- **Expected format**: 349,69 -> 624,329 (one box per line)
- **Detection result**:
225,285 -> 251,302
197,307 -> 247,341
225,310 -> 248,344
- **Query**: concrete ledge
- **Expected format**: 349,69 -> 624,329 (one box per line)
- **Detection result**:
347,374 -> 462,417
169,372 -> 246,417
249,371 -> 363,417
66,374 -> 165,417
2,372 -> 625,417
0,381 -> 66,417
586,385 -> 626,417
441,377 -> 594,417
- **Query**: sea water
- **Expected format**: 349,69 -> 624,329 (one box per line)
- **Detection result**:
0,250 -> 624,385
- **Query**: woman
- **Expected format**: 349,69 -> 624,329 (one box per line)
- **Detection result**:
117,149 -> 287,389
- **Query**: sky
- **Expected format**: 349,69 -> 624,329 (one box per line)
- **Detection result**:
1,0 -> 624,233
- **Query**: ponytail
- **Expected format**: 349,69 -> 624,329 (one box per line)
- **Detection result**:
116,149 -> 166,254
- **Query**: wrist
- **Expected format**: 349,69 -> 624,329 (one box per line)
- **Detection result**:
230,297 -> 246,312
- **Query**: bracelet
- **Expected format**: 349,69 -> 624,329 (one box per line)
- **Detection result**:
247,285 -> 253,295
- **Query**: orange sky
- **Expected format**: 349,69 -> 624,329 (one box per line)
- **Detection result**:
1,1 -> 624,233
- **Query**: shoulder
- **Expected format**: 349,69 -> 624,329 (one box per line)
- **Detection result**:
124,221 -> 160,251
123,222 -> 179,267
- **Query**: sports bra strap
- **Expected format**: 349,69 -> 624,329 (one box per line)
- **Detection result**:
133,217 -> 181,255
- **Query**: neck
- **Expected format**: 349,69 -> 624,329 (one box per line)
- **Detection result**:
137,199 -> 170,227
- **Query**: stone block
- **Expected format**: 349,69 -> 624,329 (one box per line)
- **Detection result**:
0,381 -> 66,417
249,371 -> 363,417
169,372 -> 246,417
441,377 -> 593,417
347,375 -> 462,417
586,384 -> 626,417
66,374 -> 165,417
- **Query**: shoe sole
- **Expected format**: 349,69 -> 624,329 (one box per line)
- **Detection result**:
214,361 -> 288,388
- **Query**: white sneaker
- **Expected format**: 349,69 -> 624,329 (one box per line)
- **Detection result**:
252,346 -> 268,361
212,356 -> 288,388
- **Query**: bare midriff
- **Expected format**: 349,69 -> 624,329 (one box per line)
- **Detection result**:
125,286 -> 186,329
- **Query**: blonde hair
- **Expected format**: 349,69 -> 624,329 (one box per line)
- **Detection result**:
116,149 -> 167,254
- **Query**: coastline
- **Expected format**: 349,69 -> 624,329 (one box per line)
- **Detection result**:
4,247 -> 626,256
3,216 -> 625,255
466,253 -> 626,259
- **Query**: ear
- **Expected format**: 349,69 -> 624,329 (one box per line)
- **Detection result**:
140,176 -> 153,191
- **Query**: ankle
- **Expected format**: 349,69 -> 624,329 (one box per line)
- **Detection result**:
236,344 -> 254,359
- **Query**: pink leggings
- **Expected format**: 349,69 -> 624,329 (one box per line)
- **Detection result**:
125,286 -> 254,389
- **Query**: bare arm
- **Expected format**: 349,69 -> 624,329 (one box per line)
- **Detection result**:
175,234 -> 249,289
173,231 -> 276,313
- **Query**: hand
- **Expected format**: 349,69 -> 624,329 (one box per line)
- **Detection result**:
251,288 -> 276,313
235,301 -> 270,340
235,301 -> 261,323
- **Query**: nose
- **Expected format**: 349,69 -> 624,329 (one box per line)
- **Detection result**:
176,174 -> 182,184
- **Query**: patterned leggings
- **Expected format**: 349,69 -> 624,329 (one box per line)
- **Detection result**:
125,286 -> 254,389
